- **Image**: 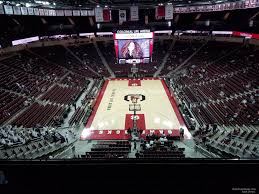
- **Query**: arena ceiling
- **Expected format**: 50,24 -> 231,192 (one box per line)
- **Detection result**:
2,0 -> 241,9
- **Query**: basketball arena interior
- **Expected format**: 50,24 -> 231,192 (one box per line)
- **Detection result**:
0,0 -> 259,163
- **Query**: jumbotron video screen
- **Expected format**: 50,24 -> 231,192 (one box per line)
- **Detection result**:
113,29 -> 154,64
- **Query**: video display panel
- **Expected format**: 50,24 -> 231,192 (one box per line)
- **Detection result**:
113,30 -> 154,64
118,39 -> 150,59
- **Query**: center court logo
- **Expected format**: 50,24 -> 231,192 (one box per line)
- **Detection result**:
124,94 -> 146,103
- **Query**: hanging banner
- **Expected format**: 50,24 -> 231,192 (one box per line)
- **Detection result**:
64,10 -> 72,16
56,10 -> 64,16
28,7 -> 34,15
119,10 -> 126,24
13,6 -> 22,15
165,5 -> 173,20
156,6 -> 165,20
0,5 -> 4,14
95,7 -> 103,22
103,9 -> 111,22
88,9 -> 95,16
130,6 -> 139,21
43,9 -> 49,16
39,9 -> 44,16
80,10 -> 88,16
33,8 -> 39,15
21,7 -> 28,15
4,5 -> 14,15
73,10 -> 80,16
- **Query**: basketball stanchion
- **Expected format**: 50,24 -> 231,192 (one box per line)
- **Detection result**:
129,94 -> 141,138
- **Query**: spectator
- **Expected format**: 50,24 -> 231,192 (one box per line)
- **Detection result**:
135,151 -> 140,158
180,128 -> 184,138
145,142 -> 151,149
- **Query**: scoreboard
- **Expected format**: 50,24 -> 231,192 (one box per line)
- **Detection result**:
113,29 -> 154,64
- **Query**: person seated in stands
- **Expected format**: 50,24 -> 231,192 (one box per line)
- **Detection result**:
166,134 -> 171,140
146,134 -> 150,141
145,142 -> 151,149
0,138 -> 6,146
85,153 -> 91,159
18,136 -> 25,144
149,139 -> 154,146
135,151 -> 140,158
156,139 -> 161,147
180,128 -> 184,138
12,134 -> 18,143
138,129 -> 143,137
160,138 -> 165,146
249,95 -> 256,104
6,140 -> 13,147
219,91 -> 225,97
23,100 -> 30,107
127,128 -> 132,136
212,123 -> 217,133
31,130 -> 38,138
151,133 -> 156,140
253,111 -> 259,125
205,124 -> 210,133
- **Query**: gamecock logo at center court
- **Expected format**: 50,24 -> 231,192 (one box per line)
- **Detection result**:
124,94 -> 146,103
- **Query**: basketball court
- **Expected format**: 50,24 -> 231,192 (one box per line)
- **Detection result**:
81,78 -> 191,140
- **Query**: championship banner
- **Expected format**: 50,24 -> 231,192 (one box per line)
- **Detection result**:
13,6 -> 21,15
95,7 -> 103,22
0,5 -> 4,14
73,10 -> 80,16
21,7 -> 28,15
130,6 -> 139,21
39,9 -> 44,16
64,10 -> 72,16
103,9 -> 111,22
80,10 -> 88,16
33,8 -> 39,16
56,10 -> 64,16
119,10 -> 126,24
28,7 -> 34,15
4,5 -> 14,15
88,9 -> 95,16
44,9 -> 49,16
165,5 -> 173,20
156,6 -> 165,20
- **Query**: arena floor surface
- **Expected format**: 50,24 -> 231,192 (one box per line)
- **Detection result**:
81,78 -> 191,140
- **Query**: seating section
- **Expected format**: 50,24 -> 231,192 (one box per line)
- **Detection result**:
12,103 -> 67,128
171,43 -> 259,126
0,126 -> 69,159
68,44 -> 110,77
0,90 -> 27,125
140,149 -> 185,158
83,141 -> 131,158
1,51 -> 66,80
160,40 -> 202,75
139,134 -> 185,158
31,45 -> 98,78
0,63 -> 53,97
40,85 -> 82,105
68,108 -> 86,126
61,72 -> 90,88
193,126 -> 259,158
